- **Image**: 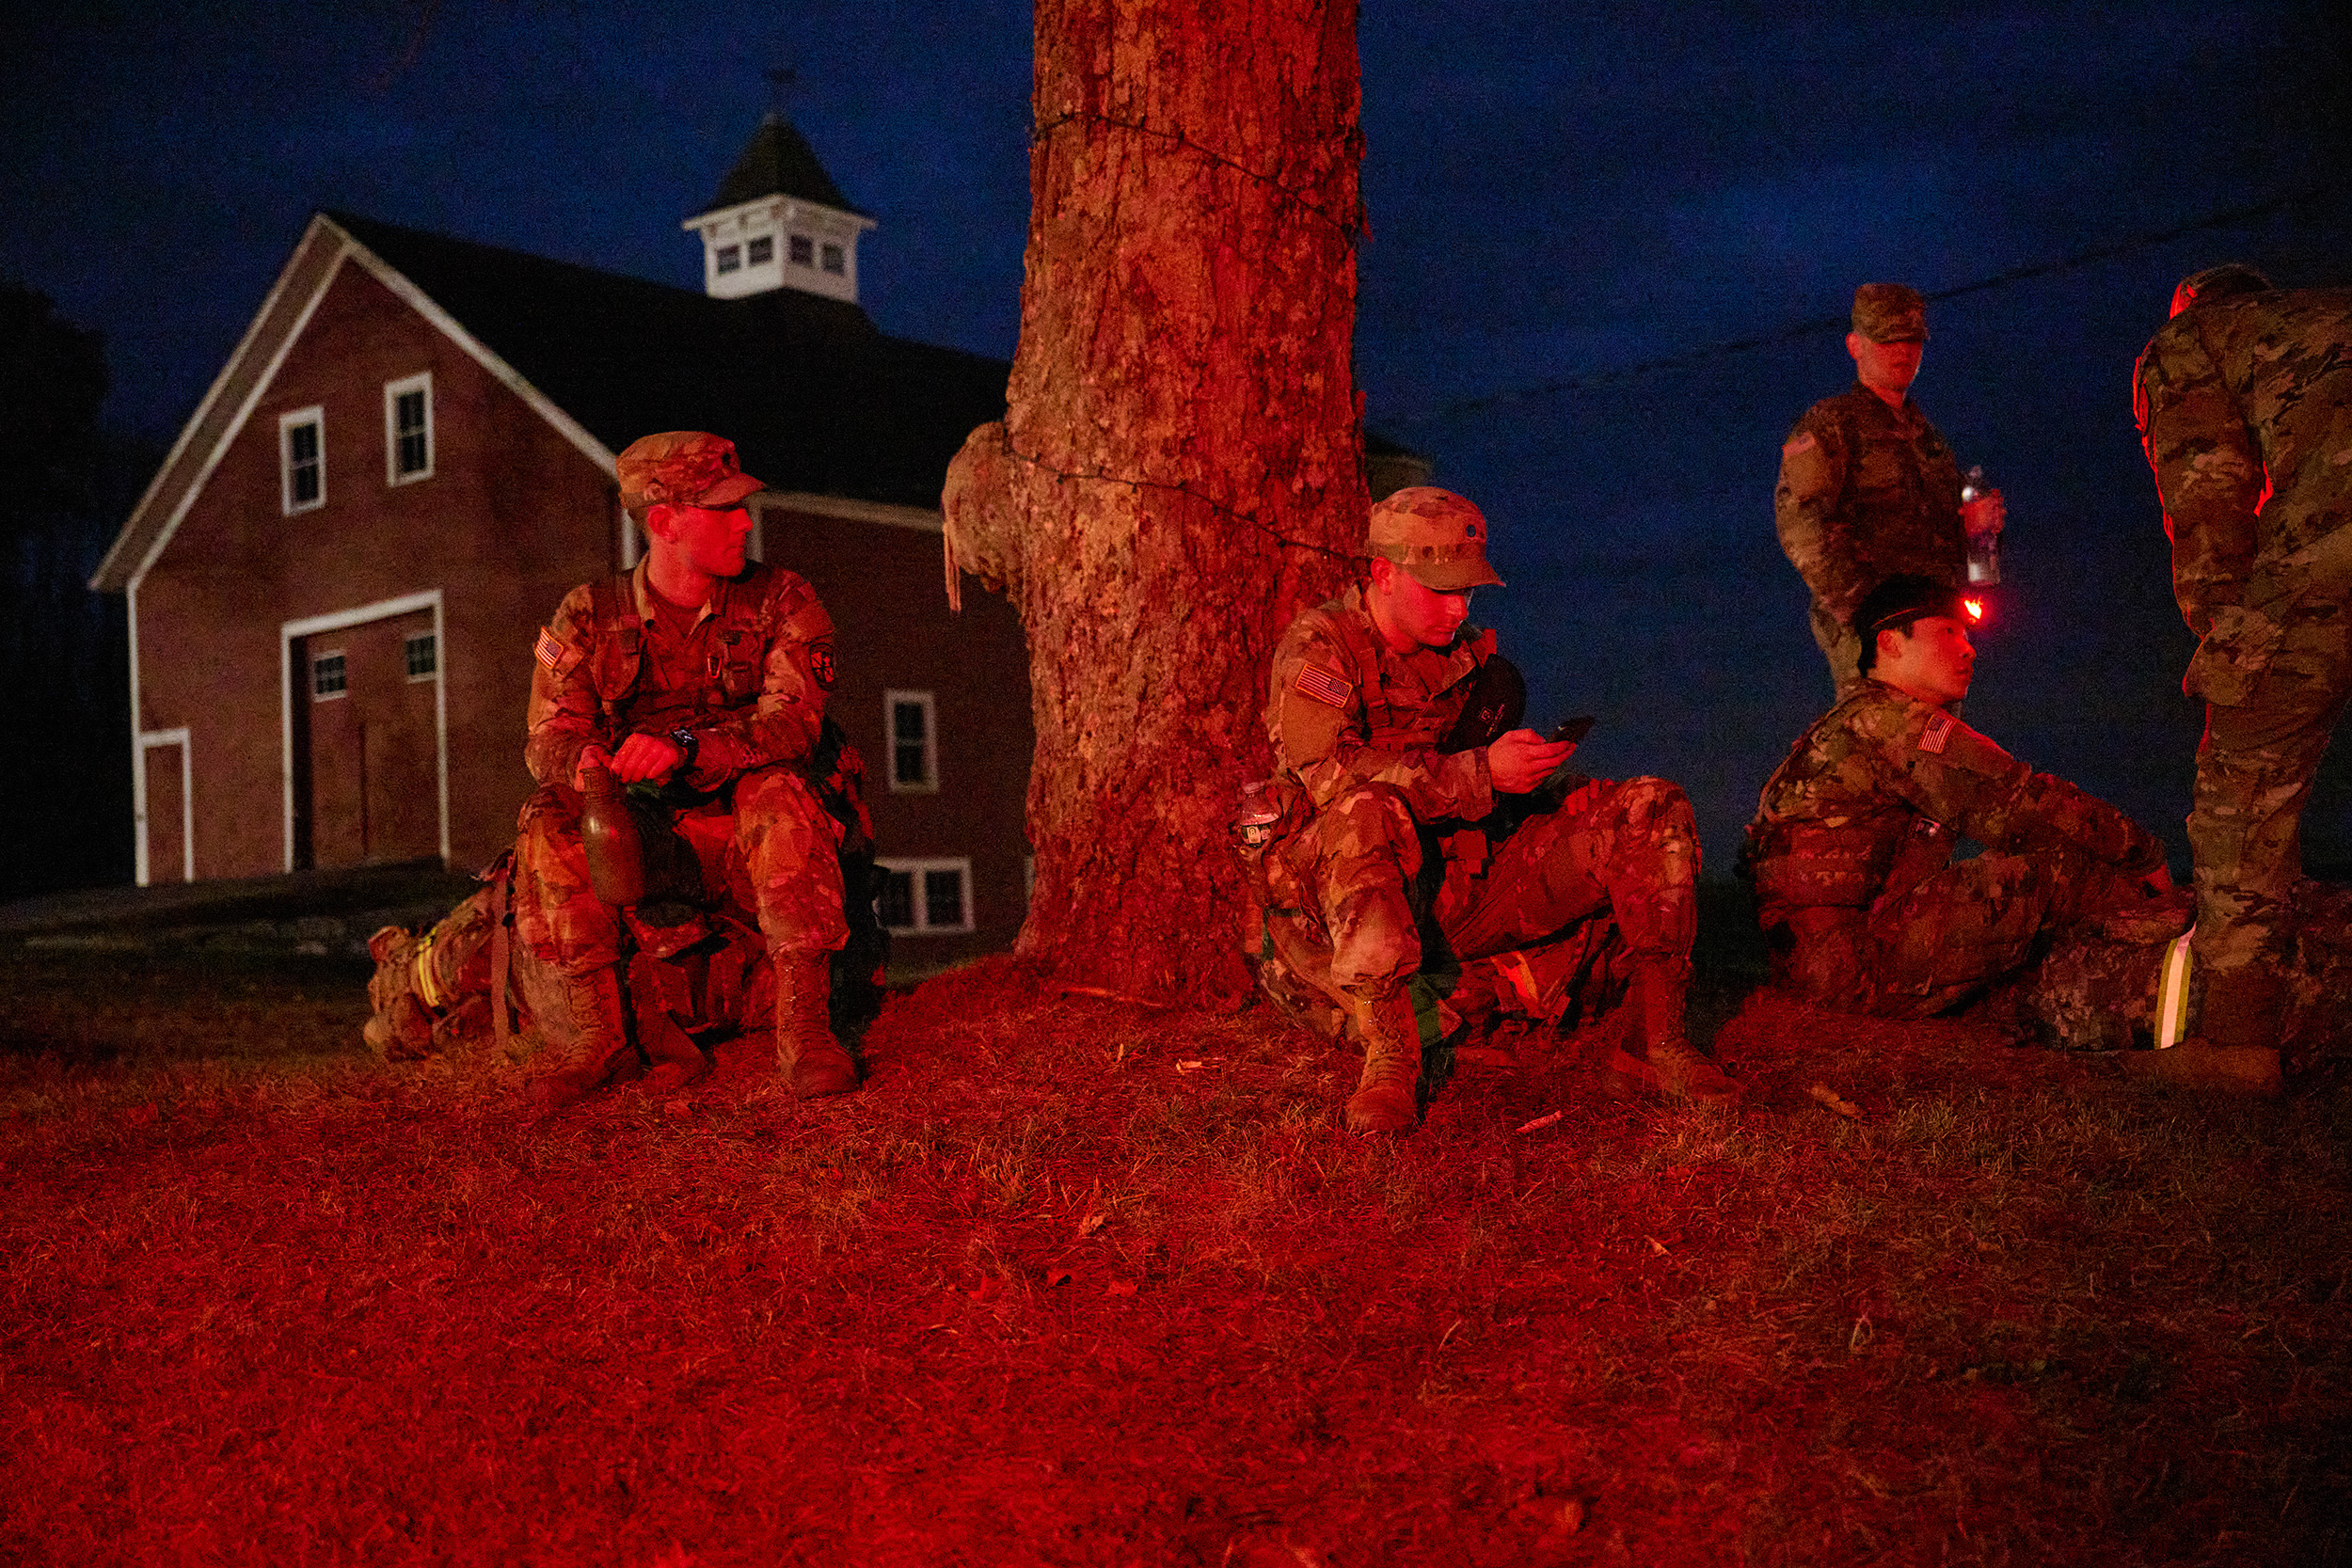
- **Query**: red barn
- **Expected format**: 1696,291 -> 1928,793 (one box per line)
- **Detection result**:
90,117 -> 1036,971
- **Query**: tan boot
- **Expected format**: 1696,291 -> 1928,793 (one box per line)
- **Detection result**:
529,966 -> 634,1115
2125,966 -> 2284,1097
1343,990 -> 1422,1133
775,951 -> 857,1099
1606,958 -> 1739,1104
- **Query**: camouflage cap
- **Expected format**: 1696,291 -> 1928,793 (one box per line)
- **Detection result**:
1851,283 -> 1928,343
1851,573 -> 1969,639
616,431 -> 765,512
1366,486 -> 1504,591
2169,262 -> 2272,318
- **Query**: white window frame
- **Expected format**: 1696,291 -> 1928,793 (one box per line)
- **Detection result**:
280,405 -> 325,515
404,630 -> 437,683
311,649 -> 348,700
384,371 -> 434,485
875,857 -> 974,935
884,689 -> 938,793
788,232 -> 815,267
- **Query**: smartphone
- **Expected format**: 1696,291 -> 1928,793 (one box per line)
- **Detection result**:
1551,715 -> 1595,747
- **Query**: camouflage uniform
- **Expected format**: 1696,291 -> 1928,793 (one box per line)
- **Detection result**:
1776,287 -> 1968,694
1745,682 -> 2185,1041
1257,587 -> 1701,1037
516,557 -> 852,978
2135,284 -> 2352,980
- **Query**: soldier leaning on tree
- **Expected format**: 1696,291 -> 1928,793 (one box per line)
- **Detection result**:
1240,486 -> 1738,1134
513,432 -> 866,1111
1775,283 -> 2007,695
1743,575 -> 2196,1053
2136,264 -> 2352,1081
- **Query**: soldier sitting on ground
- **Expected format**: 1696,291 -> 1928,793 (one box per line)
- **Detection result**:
1742,574 -> 2191,1049
1242,486 -> 1738,1134
365,432 -> 883,1109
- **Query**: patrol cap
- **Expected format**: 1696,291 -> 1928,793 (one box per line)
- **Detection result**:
1366,486 -> 1504,591
1852,573 -> 1973,640
1851,283 -> 1928,343
2169,262 -> 2272,318
616,431 -> 765,512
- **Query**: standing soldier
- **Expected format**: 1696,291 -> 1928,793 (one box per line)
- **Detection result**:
1248,486 -> 1736,1133
515,431 -> 861,1110
1744,576 -> 2194,1053
1775,284 -> 2007,694
2137,265 -> 2352,1076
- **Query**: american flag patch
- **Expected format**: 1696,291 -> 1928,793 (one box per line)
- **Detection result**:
534,628 -> 564,672
1294,663 -> 1352,708
1918,712 -> 1956,754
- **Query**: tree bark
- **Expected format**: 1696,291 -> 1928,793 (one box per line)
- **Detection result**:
944,0 -> 1367,1007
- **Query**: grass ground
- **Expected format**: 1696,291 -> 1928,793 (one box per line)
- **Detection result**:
2,927 -> 2347,1566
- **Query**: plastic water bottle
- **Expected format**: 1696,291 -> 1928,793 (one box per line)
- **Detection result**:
1962,465 -> 2000,585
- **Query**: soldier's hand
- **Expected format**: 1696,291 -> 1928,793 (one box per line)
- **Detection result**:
1962,487 -> 2006,538
571,743 -> 613,791
1488,728 -> 1575,794
609,731 -> 685,784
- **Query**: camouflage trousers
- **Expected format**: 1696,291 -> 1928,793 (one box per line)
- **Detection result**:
514,764 -> 850,977
1261,775 -> 1699,1014
1808,599 -> 1867,700
2191,599 -> 2351,975
1765,843 -> 2188,1044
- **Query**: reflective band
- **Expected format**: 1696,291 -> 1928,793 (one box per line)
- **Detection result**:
2153,931 -> 2194,1050
410,929 -> 444,1012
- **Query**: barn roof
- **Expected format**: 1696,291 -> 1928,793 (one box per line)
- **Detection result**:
92,210 -> 1009,591
706,112 -> 868,217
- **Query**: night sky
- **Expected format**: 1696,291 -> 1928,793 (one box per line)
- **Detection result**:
5,1 -> 2347,885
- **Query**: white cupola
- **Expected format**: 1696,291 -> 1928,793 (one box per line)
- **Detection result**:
683,113 -> 877,304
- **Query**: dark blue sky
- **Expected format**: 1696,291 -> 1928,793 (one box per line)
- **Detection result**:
5,0 -> 2346,874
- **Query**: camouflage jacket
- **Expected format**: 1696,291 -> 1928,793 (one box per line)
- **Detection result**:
1264,587 -> 1499,825
1745,682 -> 2164,914
2135,287 -> 2352,647
525,559 -> 836,793
1774,384 -> 1966,625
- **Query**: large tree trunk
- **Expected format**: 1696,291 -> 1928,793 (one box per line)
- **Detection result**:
944,0 -> 1367,1006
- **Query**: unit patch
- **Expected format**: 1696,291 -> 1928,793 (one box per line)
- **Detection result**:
1918,711 -> 1956,754
809,643 -> 837,690
1294,664 -> 1353,709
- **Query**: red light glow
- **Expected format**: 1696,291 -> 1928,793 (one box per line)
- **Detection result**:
1963,597 -> 1984,623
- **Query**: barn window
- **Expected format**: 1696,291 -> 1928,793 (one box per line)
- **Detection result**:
788,233 -> 814,267
385,372 -> 432,483
885,690 -> 936,792
715,244 -> 741,275
404,632 -> 437,681
281,407 -> 325,515
874,858 -> 973,935
747,234 -> 774,265
311,651 -> 347,699
820,243 -> 846,276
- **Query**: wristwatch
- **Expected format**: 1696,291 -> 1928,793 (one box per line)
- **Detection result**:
668,726 -> 699,771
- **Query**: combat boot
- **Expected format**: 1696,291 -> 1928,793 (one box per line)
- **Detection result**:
528,966 -> 635,1115
1606,958 -> 1739,1104
1343,989 -> 1422,1134
2126,966 -> 2284,1097
774,950 -> 858,1099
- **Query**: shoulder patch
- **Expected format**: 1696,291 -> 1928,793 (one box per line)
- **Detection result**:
534,628 -> 568,673
1293,664 -> 1353,709
1917,711 -> 1956,754
1783,431 -> 1818,458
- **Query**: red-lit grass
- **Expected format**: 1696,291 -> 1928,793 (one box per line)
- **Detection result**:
2,943 -> 2346,1565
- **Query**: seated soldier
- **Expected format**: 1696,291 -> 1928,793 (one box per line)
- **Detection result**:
1248,486 -> 1737,1133
1744,574 -> 2192,1046
515,431 -> 864,1110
